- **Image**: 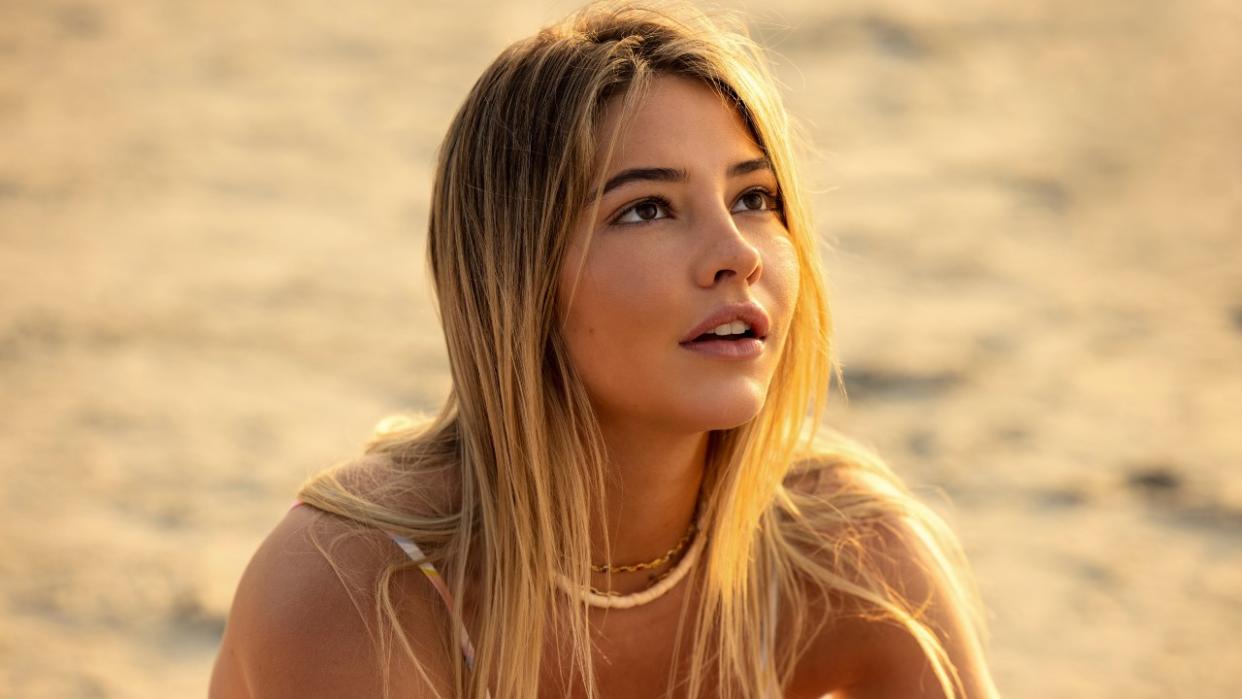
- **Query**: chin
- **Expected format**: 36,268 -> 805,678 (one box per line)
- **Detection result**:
676,382 -> 769,431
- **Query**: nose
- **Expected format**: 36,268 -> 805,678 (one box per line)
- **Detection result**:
693,211 -> 763,288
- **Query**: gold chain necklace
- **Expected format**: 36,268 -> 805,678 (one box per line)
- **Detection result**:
589,498 -> 701,574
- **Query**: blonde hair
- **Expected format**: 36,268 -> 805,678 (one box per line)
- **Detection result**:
296,2 -> 989,697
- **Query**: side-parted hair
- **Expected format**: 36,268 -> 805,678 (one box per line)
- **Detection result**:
296,2 -> 988,697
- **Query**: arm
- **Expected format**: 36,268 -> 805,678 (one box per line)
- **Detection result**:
209,505 -> 455,698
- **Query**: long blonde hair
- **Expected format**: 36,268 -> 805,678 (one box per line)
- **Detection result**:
296,2 -> 988,697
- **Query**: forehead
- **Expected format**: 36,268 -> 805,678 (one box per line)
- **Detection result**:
596,74 -> 765,171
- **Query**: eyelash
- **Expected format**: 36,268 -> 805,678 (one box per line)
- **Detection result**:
609,187 -> 784,227
611,195 -> 674,226
735,188 -> 783,215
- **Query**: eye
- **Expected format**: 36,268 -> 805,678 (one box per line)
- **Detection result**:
612,197 -> 672,225
731,188 -> 782,214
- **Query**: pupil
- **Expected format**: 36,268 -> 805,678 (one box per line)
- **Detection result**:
745,192 -> 763,209
637,202 -> 658,220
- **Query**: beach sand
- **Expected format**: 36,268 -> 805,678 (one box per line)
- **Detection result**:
1,0 -> 1239,695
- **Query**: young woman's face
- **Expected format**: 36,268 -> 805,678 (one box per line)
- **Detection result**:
558,74 -> 799,434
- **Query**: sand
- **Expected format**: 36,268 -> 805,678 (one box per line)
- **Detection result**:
1,0 -> 1239,696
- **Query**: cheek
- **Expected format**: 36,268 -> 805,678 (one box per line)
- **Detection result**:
558,243 -> 674,385
563,245 -> 670,347
763,236 -> 801,326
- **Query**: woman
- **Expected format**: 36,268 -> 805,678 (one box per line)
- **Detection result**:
210,2 -> 1000,697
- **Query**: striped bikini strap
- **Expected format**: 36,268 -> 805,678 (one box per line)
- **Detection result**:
385,531 -> 480,674
287,501 -> 482,676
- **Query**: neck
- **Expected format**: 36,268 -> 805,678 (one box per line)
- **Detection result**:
589,419 -> 709,595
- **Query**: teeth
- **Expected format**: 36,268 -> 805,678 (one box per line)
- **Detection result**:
709,321 -> 751,336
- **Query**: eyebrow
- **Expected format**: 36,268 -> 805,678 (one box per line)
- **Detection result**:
596,157 -> 773,198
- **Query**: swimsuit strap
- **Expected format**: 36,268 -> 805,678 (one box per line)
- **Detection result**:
386,531 -> 480,674
287,500 -> 485,687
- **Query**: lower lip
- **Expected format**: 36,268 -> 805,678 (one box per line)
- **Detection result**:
679,337 -> 765,359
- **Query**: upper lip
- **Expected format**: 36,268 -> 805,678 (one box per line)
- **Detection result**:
679,301 -> 771,343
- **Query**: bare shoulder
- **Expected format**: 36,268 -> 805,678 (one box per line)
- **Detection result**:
209,501 -> 456,698
782,457 -> 1000,698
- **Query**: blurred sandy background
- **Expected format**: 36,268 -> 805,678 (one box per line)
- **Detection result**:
1,0 -> 1240,696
